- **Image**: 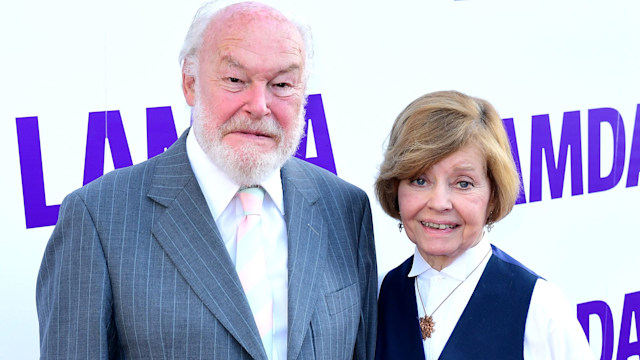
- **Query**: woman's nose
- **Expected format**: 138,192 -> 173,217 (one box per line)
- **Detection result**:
427,183 -> 452,212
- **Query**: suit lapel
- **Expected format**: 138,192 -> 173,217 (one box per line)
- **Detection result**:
281,159 -> 328,360
148,130 -> 267,360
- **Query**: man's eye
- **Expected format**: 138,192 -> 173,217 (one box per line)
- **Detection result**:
228,77 -> 240,83
271,82 -> 297,97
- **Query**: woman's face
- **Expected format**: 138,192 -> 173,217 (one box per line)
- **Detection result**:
397,143 -> 492,270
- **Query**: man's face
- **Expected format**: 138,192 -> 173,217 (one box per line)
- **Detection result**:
183,5 -> 307,185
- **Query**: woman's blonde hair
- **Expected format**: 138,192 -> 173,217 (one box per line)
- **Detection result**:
374,90 -> 521,225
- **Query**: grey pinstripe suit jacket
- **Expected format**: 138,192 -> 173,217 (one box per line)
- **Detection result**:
36,129 -> 377,359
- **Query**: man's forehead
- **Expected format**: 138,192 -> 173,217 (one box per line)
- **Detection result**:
201,6 -> 305,65
219,2 -> 289,23
210,2 -> 295,38
204,5 -> 302,46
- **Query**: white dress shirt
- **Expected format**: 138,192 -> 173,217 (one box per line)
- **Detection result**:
409,233 -> 594,360
186,131 -> 288,360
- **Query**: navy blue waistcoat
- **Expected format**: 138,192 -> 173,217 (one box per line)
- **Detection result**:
375,245 -> 540,360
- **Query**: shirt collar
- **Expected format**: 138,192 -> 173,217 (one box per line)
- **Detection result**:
186,129 -> 285,221
408,231 -> 492,281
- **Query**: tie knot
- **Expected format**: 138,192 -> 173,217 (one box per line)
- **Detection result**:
237,186 -> 265,216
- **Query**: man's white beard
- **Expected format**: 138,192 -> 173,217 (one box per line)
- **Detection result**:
191,99 -> 306,187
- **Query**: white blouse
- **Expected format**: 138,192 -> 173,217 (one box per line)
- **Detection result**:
408,234 -> 594,360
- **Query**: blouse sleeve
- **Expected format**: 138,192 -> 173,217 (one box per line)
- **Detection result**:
523,279 -> 596,359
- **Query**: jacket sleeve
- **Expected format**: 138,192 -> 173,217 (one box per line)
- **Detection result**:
353,194 -> 378,360
36,191 -> 117,359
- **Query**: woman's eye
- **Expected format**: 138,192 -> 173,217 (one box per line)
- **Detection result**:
274,83 -> 289,88
411,178 -> 426,186
458,181 -> 471,189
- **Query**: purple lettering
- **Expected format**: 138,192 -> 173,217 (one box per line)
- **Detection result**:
502,118 -> 526,204
294,94 -> 337,174
617,291 -> 640,359
19,95 -> 335,229
577,300 -> 614,360
15,117 -> 60,228
529,111 -> 583,202
147,106 -> 178,158
626,104 -> 640,188
588,108 -> 626,193
83,111 -> 133,185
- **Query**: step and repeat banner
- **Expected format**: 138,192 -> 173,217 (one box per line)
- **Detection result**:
1,0 -> 638,358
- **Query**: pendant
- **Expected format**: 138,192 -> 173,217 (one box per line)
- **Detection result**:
419,315 -> 435,340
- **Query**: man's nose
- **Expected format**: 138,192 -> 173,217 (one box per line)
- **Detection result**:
244,84 -> 271,119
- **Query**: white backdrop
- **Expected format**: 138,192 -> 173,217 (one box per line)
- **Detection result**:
1,0 -> 639,359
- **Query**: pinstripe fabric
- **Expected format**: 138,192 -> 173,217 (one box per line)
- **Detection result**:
36,128 -> 377,359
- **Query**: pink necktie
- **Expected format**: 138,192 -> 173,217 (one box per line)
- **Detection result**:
236,187 -> 273,358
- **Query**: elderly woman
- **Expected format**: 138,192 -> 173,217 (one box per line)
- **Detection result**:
374,91 -> 593,359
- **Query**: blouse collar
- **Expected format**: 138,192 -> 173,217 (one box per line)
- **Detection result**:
408,231 -> 491,281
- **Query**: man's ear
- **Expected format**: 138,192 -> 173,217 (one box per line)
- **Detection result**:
182,68 -> 196,106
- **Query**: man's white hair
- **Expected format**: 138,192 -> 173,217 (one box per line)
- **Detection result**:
178,0 -> 314,85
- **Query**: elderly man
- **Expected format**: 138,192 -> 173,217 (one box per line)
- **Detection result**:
36,2 -> 377,359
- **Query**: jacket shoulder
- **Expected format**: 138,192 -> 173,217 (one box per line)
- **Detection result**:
379,256 -> 413,295
286,157 -> 367,198
490,244 -> 541,279
73,131 -> 189,200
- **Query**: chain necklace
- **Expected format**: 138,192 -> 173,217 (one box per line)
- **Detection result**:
415,249 -> 492,340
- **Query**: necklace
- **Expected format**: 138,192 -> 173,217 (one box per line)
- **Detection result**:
415,249 -> 492,340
